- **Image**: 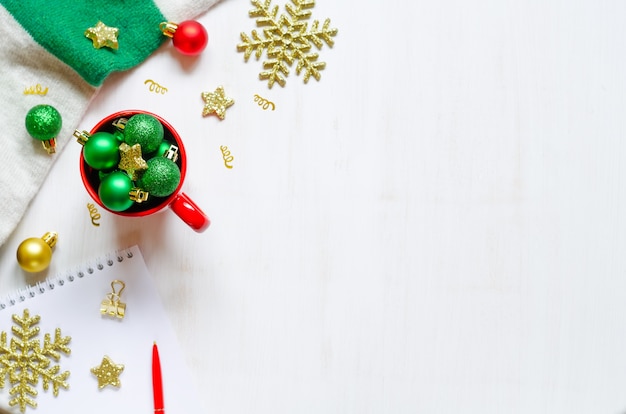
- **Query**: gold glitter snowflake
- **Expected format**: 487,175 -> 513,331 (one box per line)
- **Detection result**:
237,0 -> 338,88
0,309 -> 71,412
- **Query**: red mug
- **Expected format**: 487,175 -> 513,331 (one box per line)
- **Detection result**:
79,110 -> 210,232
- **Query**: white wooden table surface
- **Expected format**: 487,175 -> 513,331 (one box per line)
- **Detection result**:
1,1 -> 626,412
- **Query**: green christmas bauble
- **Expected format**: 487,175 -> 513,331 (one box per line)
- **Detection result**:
83,132 -> 120,170
113,129 -> 125,143
138,157 -> 180,197
98,171 -> 134,212
98,170 -> 114,181
153,140 -> 173,158
25,105 -> 62,141
124,114 -> 164,154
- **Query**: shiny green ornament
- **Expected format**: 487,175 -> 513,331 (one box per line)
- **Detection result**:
138,157 -> 180,197
113,129 -> 125,143
124,114 -> 163,154
153,140 -> 173,158
25,104 -> 62,141
83,132 -> 120,170
98,171 -> 134,211
98,170 -> 114,181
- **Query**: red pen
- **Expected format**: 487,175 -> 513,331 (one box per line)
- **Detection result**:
152,342 -> 165,414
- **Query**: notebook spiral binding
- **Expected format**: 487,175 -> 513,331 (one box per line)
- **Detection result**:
0,247 -> 134,311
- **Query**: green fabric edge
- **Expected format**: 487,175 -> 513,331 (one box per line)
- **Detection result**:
1,0 -> 168,86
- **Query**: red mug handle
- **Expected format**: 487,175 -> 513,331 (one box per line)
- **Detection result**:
169,192 -> 210,232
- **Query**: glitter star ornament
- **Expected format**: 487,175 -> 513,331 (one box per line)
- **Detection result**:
237,0 -> 338,88
91,356 -> 124,389
85,21 -> 119,50
118,143 -> 148,181
0,309 -> 71,412
201,86 -> 234,119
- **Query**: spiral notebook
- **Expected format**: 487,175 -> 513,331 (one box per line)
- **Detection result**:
0,245 -> 203,414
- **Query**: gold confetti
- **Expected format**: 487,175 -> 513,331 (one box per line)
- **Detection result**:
220,145 -> 234,169
85,21 -> 119,50
118,143 -> 147,181
237,0 -> 338,88
144,79 -> 168,94
23,84 -> 48,96
87,203 -> 101,226
91,356 -> 124,389
253,94 -> 275,110
201,86 -> 235,119
0,309 -> 71,412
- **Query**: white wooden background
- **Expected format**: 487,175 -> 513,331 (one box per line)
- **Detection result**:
1,0 -> 626,412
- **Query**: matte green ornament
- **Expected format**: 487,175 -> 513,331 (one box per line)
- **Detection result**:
98,171 -> 134,212
25,105 -> 62,140
138,157 -> 180,197
124,114 -> 164,154
83,132 -> 120,170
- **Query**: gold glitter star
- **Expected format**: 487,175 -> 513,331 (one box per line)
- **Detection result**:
201,86 -> 235,119
85,21 -> 119,50
91,356 -> 124,389
118,143 -> 147,181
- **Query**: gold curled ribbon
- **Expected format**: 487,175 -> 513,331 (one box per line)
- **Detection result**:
23,84 -> 49,96
87,203 -> 101,226
144,79 -> 168,94
253,94 -> 275,110
220,146 -> 234,169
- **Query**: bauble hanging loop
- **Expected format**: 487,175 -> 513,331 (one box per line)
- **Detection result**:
159,22 -> 178,38
160,20 -> 208,56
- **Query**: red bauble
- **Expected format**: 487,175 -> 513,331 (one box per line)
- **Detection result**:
172,21 -> 208,56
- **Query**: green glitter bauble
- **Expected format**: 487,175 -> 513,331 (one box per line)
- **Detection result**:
138,157 -> 180,197
98,171 -> 134,212
25,105 -> 62,141
83,132 -> 120,170
124,114 -> 164,154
